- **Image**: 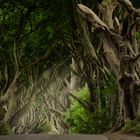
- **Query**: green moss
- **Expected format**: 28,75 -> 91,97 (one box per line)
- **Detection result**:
0,123 -> 11,135
33,121 -> 51,133
121,119 -> 133,132
131,124 -> 140,136
121,117 -> 140,135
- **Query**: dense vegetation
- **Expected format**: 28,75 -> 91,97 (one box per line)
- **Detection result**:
0,0 -> 140,135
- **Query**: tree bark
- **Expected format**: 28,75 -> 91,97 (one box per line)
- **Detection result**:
76,0 -> 140,127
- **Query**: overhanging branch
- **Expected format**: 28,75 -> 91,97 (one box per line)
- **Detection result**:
117,0 -> 135,13
77,4 -> 108,30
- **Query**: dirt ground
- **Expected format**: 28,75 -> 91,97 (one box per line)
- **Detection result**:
104,133 -> 140,140
0,133 -> 140,140
0,134 -> 108,140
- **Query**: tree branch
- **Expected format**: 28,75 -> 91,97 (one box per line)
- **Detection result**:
77,4 -> 108,30
68,92 -> 89,110
117,0 -> 135,13
0,71 -> 21,105
131,53 -> 140,63
2,62 -> 9,93
22,42 -> 57,71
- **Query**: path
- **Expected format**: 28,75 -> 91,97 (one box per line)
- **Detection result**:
0,134 -> 108,140
0,133 -> 140,140
105,132 -> 140,140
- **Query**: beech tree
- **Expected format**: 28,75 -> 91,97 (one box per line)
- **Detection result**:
0,0 -> 71,134
1,0 -> 140,134
76,0 -> 140,128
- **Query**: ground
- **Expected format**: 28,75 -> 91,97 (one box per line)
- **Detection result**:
104,132 -> 140,140
0,133 -> 140,140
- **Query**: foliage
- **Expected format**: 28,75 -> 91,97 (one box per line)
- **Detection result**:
131,124 -> 140,136
0,0 -> 72,134
64,87 -> 114,134
1,0 -> 140,135
33,121 -> 51,134
0,123 -> 11,135
121,119 -> 133,132
121,119 -> 140,135
64,88 -> 89,133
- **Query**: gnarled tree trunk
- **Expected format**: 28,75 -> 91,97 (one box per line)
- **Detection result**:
77,0 -> 140,128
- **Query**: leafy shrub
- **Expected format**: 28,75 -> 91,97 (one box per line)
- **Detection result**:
64,87 -> 112,134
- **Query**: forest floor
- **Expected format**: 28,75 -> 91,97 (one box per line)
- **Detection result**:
104,132 -> 140,140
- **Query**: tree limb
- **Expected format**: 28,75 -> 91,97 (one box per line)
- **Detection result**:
131,53 -> 140,63
68,92 -> 89,110
77,4 -> 108,30
117,0 -> 135,13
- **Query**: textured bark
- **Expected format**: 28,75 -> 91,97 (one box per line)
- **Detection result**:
0,71 -> 21,105
77,0 -> 140,126
72,0 -> 98,112
9,91 -> 37,126
70,58 -> 79,92
99,0 -> 120,78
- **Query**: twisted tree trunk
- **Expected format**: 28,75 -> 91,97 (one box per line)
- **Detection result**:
77,0 -> 140,127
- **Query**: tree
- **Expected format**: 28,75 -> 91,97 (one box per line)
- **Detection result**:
0,0 -> 71,134
76,0 -> 140,129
